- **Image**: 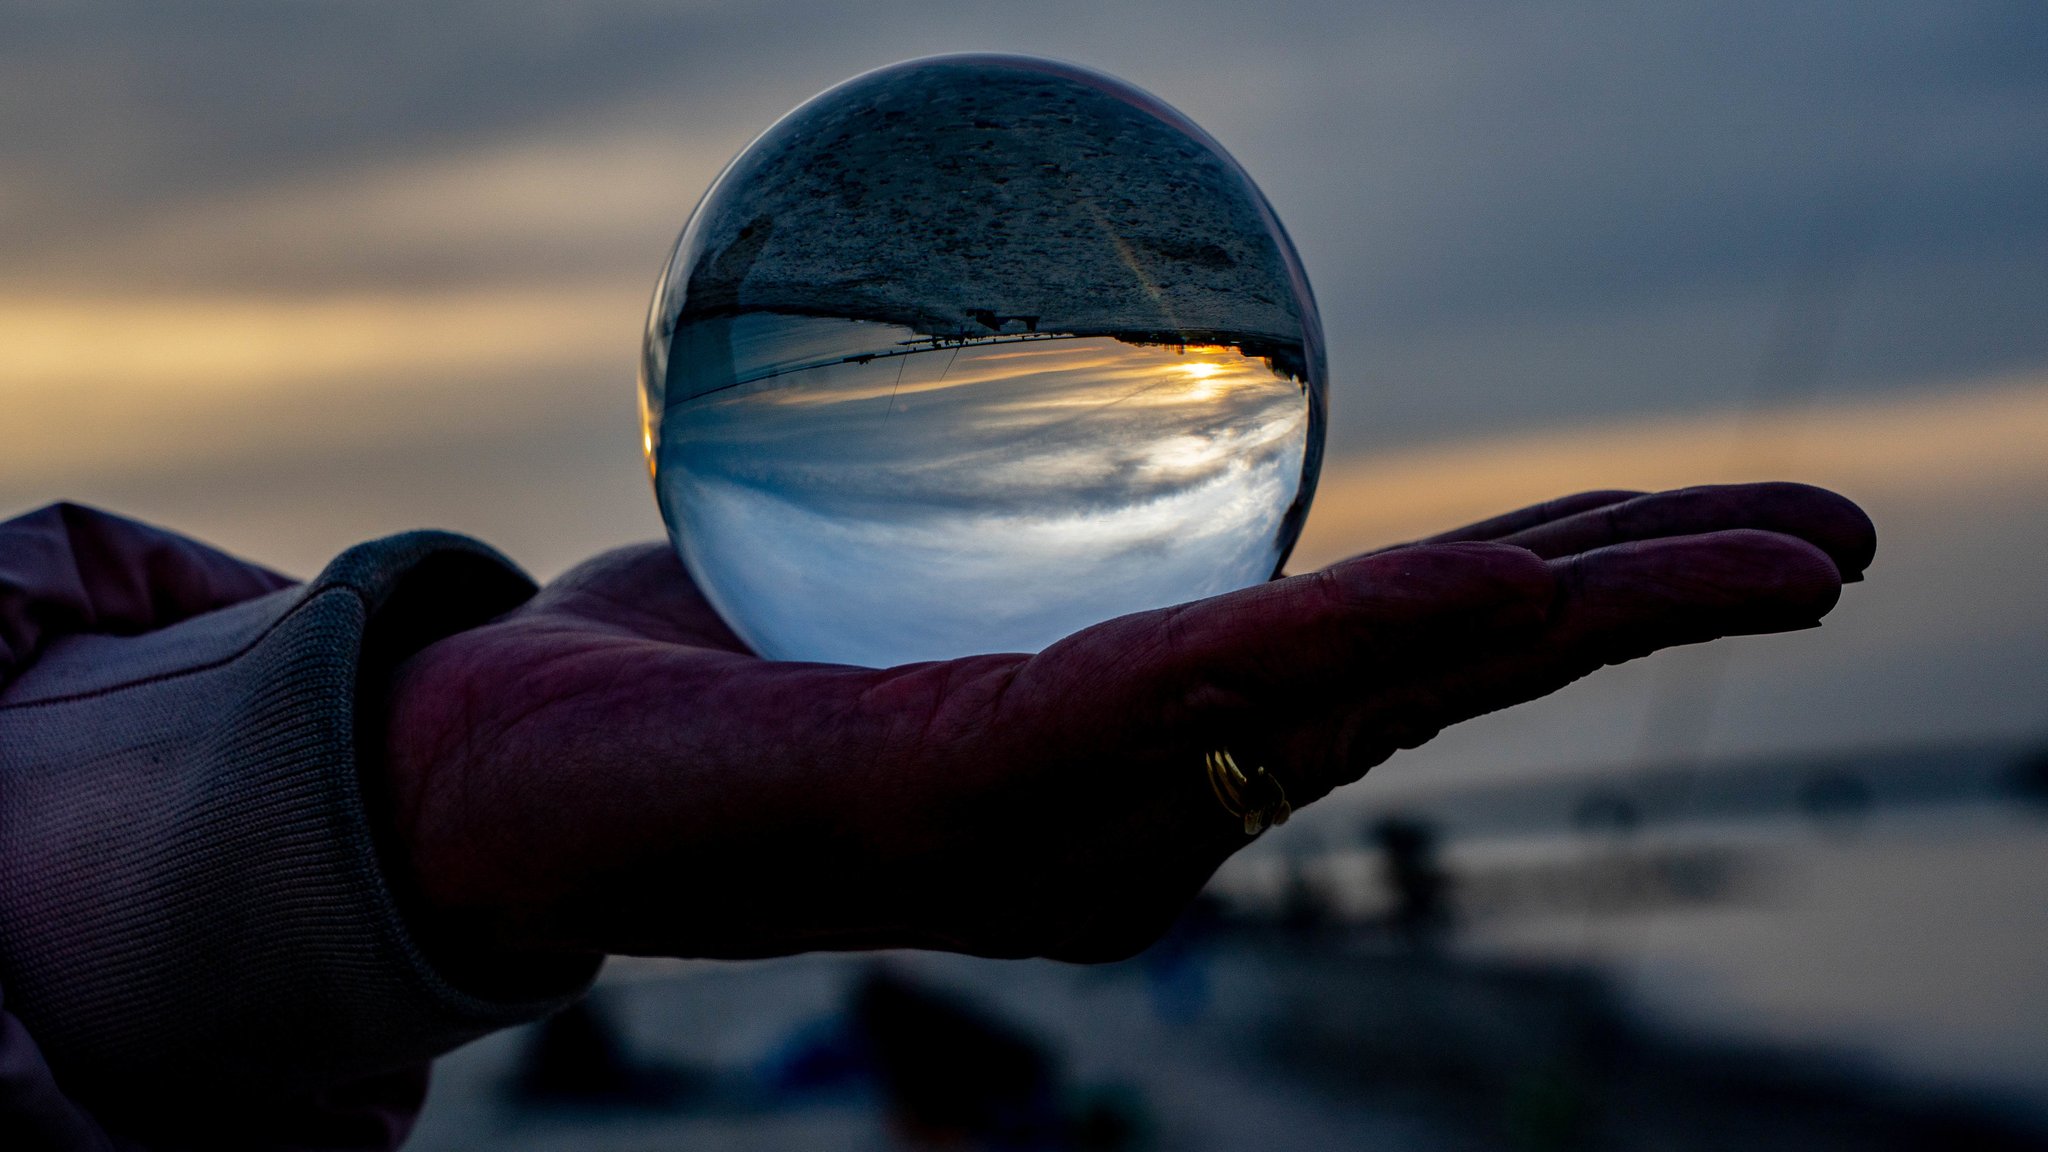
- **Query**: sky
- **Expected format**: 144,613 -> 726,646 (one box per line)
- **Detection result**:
2,0 -> 2044,773
5,0 -> 2048,1110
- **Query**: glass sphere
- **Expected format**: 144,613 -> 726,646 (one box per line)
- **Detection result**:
641,54 -> 1326,668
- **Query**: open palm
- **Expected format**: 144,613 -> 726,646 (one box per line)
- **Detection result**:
379,482 -> 1873,966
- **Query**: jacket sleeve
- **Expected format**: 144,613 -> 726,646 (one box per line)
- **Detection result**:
0,516 -> 603,1142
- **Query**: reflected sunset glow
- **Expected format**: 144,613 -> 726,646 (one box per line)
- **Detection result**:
654,316 -> 1313,666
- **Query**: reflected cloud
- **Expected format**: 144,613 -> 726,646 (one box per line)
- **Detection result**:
656,316 -> 1311,665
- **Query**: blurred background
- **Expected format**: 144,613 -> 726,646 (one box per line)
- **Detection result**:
4,1 -> 2045,1147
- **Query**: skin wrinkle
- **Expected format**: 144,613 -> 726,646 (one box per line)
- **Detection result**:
790,660 -> 913,828
1550,549 -> 1594,629
374,482 -> 1870,964
1596,499 -> 1628,554
970,655 -> 1029,763
1106,546 -> 1558,810
1289,651 -> 1438,796
1461,543 -> 1827,731
401,640 -> 625,925
921,655 -> 1027,751
1494,485 -> 1876,578
390,644 -> 490,923
858,659 -> 978,767
1151,597 -> 1216,726
1404,489 -> 1644,552
561,581 -> 735,650
1311,535 -> 1837,795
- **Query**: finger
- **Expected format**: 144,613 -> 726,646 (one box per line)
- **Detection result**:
448,541 -> 1560,949
1028,540 -> 1557,727
1315,528 -> 1846,788
885,542 -> 1566,948
1487,482 -> 1876,580
1548,527 -> 1844,645
0,502 -> 294,681
1400,490 -> 1646,549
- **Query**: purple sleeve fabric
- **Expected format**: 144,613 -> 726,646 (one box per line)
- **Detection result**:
0,504 -> 600,1149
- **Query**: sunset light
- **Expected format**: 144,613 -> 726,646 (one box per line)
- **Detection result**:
6,12 -> 2047,1146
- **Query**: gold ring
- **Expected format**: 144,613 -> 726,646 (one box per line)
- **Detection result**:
1206,749 -> 1291,836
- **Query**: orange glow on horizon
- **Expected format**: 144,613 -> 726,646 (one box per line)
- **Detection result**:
1291,374 -> 2048,569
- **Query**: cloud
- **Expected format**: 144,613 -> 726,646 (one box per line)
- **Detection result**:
1292,374 -> 2048,781
2,0 -> 2043,746
1292,370 -> 2048,568
0,285 -> 643,488
6,1 -> 2042,457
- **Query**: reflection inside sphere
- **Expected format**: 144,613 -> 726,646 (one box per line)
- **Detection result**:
642,55 -> 1326,667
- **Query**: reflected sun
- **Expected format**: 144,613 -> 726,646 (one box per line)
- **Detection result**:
1176,359 -> 1237,401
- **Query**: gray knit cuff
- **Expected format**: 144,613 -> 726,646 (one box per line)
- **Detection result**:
0,532 -> 602,1116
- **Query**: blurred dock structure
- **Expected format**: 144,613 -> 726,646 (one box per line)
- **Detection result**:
408,737 -> 2048,1150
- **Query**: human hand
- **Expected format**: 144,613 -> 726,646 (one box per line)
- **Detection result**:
380,482 -> 1873,964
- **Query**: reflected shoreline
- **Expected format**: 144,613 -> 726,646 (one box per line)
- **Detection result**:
651,314 -> 1315,665
662,308 -> 1312,405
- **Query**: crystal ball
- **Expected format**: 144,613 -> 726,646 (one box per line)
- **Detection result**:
640,54 -> 1327,667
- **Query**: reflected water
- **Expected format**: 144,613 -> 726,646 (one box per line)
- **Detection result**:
656,315 -> 1310,666
640,55 -> 1327,667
